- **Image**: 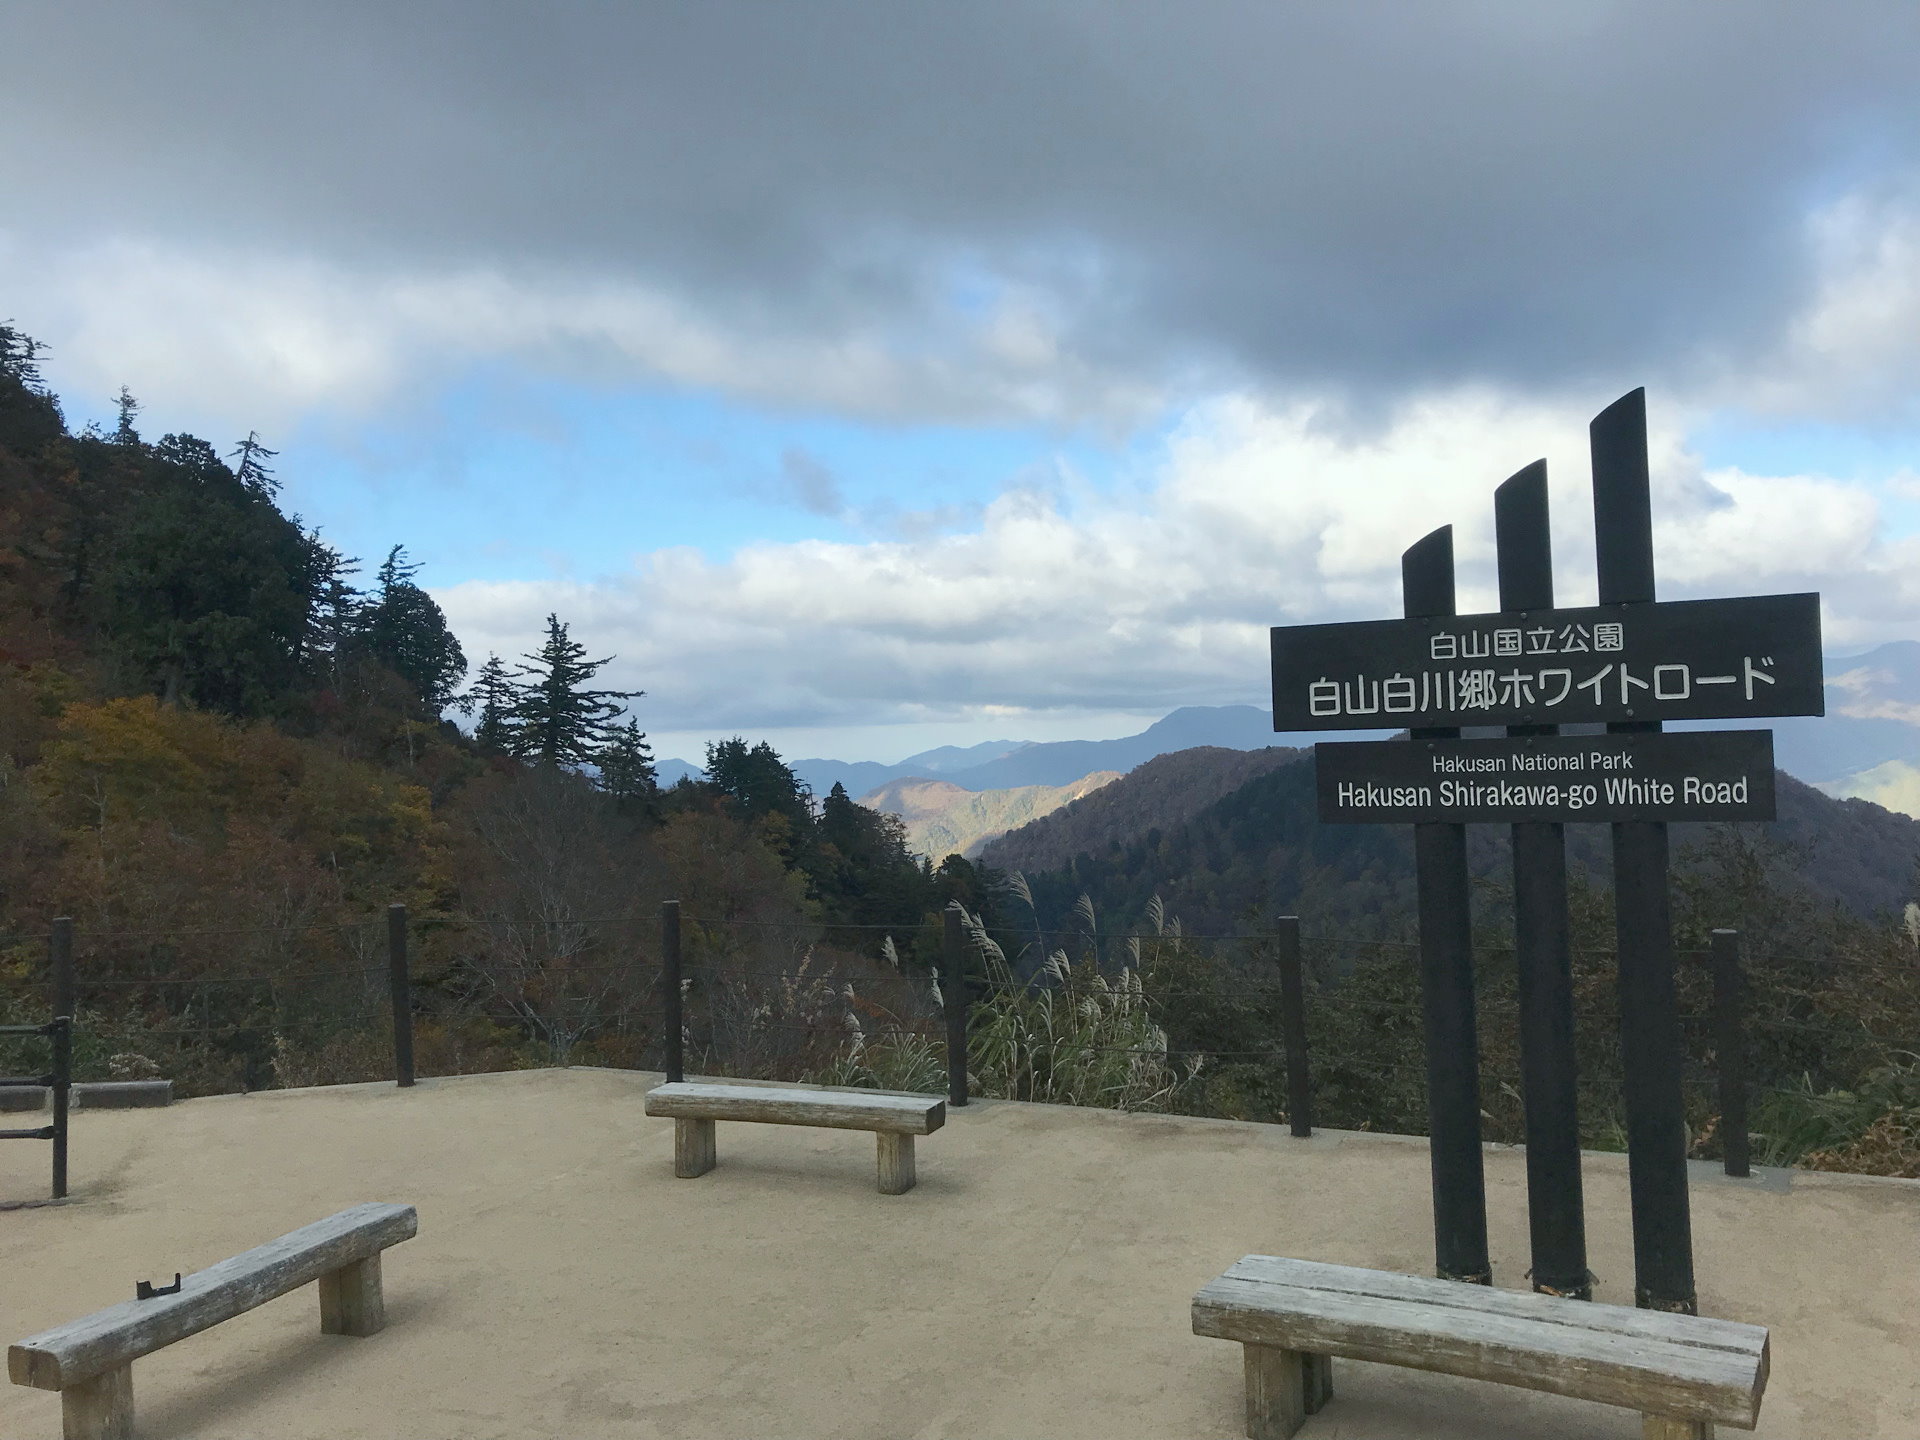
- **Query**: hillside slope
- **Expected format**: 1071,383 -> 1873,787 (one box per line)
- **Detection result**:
979,745 -> 1305,875
935,705 -> 1301,790
858,771 -> 1121,859
988,744 -> 1920,937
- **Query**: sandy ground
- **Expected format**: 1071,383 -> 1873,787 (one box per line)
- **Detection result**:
1,1067 -> 1915,1439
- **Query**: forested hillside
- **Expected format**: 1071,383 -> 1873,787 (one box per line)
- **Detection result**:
979,745 -> 1304,876
991,742 -> 1920,943
4,322 -> 1915,1179
0,325 -> 993,1091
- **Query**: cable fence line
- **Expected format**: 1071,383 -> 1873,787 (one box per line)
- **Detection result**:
4,899 -> 1917,1179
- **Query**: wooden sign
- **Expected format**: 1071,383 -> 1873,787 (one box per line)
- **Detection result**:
1272,593 -> 1822,731
1315,730 -> 1776,824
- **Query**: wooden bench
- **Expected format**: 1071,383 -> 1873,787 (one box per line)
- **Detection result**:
644,1081 -> 945,1194
1191,1256 -> 1768,1440
9,1201 -> 417,1440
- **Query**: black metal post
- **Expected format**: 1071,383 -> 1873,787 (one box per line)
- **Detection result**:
1495,462 -> 1591,1300
1404,525 -> 1492,1285
1711,929 -> 1750,1179
1592,387 -> 1697,1313
662,900 -> 684,1083
49,1015 -> 69,1200
1275,916 -> 1313,1136
387,903 -> 415,1088
942,904 -> 970,1107
50,917 -> 74,1023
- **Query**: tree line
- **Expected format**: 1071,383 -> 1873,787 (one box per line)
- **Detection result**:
0,321 -> 999,1098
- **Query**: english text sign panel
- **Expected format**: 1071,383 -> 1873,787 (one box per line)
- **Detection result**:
1315,730 -> 1776,824
1272,593 -> 1821,731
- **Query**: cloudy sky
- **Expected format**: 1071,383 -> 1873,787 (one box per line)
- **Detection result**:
7,2 -> 1920,763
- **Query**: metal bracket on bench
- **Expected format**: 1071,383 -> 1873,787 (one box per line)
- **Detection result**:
135,1273 -> 181,1300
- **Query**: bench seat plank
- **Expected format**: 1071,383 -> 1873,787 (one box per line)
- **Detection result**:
1193,1256 -> 1767,1430
644,1082 -> 945,1135
8,1202 -> 417,1391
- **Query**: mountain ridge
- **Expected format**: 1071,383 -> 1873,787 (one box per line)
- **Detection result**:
981,743 -> 1920,938
856,771 -> 1122,860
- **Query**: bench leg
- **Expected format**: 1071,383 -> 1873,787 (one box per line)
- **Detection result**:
877,1132 -> 915,1194
320,1252 -> 387,1337
1643,1418 -> 1712,1440
1242,1343 -> 1307,1440
675,1117 -> 717,1177
61,1364 -> 132,1440
1302,1352 -> 1333,1414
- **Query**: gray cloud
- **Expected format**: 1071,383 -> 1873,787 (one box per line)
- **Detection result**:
779,447 -> 846,517
6,3 -> 1920,418
435,391 -> 1918,737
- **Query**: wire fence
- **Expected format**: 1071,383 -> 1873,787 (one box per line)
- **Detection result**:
2,905 -> 1916,1179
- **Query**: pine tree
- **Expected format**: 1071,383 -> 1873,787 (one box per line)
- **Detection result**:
356,546 -> 467,713
299,533 -> 362,683
229,431 -> 280,497
113,386 -> 141,445
704,737 -> 812,829
0,321 -> 47,390
464,653 -> 520,751
508,615 -> 641,767
595,717 -> 658,803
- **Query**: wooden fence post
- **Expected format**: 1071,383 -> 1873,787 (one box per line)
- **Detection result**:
1275,916 -> 1313,1137
1711,929 -> 1749,1178
387,904 -> 414,1088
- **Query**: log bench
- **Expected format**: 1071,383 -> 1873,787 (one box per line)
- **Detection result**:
1191,1256 -> 1768,1440
8,1201 -> 417,1440
644,1081 -> 945,1194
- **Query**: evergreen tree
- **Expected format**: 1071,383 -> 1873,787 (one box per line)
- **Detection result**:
113,386 -> 140,445
154,432 -> 230,484
703,737 -> 813,829
356,546 -> 467,712
595,716 -> 658,803
99,433 -> 315,714
507,615 -> 640,767
464,652 -> 520,751
229,431 -> 280,497
0,321 -> 47,391
820,780 -> 861,850
298,532 -> 361,682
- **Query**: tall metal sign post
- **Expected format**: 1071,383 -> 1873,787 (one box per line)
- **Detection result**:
1271,389 -> 1823,1313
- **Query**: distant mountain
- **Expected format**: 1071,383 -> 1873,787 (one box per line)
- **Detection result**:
657,708 -> 1310,799
652,738 -> 1031,797
656,756 -> 705,788
985,743 -> 1920,937
1779,641 -> 1920,813
658,652 -> 1920,819
979,745 -> 1305,875
856,771 -> 1121,860
1816,758 -> 1920,817
933,706 -> 1341,791
792,738 -> 1033,797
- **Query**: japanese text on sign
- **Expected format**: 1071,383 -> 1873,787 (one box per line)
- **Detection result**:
1270,593 -> 1822,731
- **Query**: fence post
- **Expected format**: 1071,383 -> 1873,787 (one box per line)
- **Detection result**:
662,900 -> 683,1084
387,903 -> 414,1088
50,917 -> 74,1021
1711,929 -> 1749,1178
49,1015 -> 70,1200
942,904 -> 970,1107
1275,916 -> 1313,1137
